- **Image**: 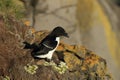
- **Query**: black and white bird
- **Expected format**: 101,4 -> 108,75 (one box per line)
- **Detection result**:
24,26 -> 69,61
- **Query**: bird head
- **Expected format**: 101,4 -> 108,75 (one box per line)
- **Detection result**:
51,26 -> 69,38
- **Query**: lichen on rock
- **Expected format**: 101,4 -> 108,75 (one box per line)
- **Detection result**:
2,76 -> 10,80
24,64 -> 38,75
43,61 -> 68,74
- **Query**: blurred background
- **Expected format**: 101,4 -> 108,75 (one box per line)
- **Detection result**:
0,0 -> 120,80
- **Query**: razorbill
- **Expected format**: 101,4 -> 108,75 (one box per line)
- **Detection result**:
24,26 -> 69,61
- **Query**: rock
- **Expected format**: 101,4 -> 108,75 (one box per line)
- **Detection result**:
0,17 -> 113,80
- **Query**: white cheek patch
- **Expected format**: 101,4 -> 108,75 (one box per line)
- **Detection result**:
36,37 -> 60,60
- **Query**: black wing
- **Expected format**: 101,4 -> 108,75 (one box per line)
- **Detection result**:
42,40 -> 57,49
39,36 -> 58,50
32,39 -> 58,56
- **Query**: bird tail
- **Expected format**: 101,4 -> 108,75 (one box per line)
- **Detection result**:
23,41 -> 33,49
23,41 -> 39,49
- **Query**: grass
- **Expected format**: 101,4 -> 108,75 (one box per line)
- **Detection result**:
0,0 -> 24,21
0,0 -> 24,28
0,0 -> 24,19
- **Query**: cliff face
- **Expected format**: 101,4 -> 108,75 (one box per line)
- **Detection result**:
0,17 -> 113,80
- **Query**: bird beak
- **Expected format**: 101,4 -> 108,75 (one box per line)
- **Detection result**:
64,33 -> 69,38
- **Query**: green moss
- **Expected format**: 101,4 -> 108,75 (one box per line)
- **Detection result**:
24,64 -> 38,75
0,0 -> 24,19
44,61 -> 68,74
0,0 -> 24,29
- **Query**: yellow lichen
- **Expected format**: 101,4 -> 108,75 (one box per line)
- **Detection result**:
24,20 -> 30,26
84,53 -> 100,68
57,43 -> 66,51
3,76 -> 10,80
64,52 -> 81,70
24,64 -> 38,75
81,66 -> 87,70
44,61 -> 68,74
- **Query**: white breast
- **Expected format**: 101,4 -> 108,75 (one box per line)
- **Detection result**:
36,37 -> 60,60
